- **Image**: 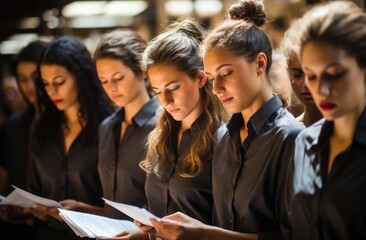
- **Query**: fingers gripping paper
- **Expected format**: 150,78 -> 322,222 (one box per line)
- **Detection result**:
103,198 -> 160,227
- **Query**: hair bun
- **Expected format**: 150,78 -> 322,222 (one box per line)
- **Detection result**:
169,19 -> 205,43
229,0 -> 266,27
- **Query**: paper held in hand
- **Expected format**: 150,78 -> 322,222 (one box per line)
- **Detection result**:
58,208 -> 138,238
0,185 -> 62,208
103,198 -> 160,227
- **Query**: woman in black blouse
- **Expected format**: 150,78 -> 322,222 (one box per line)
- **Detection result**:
26,36 -> 113,240
283,2 -> 366,240
141,1 -> 303,240
103,19 -> 228,240
94,30 -> 159,219
0,40 -> 47,240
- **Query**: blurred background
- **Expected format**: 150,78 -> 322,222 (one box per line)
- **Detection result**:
0,0 -> 364,125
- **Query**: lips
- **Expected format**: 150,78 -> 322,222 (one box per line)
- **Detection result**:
112,95 -> 123,100
301,92 -> 312,98
220,97 -> 233,105
167,108 -> 180,114
319,101 -> 336,111
53,99 -> 63,104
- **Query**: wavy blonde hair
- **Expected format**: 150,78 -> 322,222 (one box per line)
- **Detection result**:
139,19 -> 228,178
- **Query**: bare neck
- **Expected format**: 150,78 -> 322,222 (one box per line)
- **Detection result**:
303,105 -> 323,127
124,89 -> 150,125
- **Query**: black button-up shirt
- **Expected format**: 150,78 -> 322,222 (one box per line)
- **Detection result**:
145,115 -> 214,224
98,97 -> 159,218
213,95 -> 303,240
0,107 -> 34,190
28,120 -> 104,240
284,107 -> 366,240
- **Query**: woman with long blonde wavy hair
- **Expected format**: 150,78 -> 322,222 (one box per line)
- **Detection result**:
103,19 -> 228,240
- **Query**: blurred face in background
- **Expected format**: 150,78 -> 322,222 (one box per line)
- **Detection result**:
96,58 -> 146,108
288,55 -> 315,107
16,61 -> 38,104
40,64 -> 79,112
303,41 -> 366,121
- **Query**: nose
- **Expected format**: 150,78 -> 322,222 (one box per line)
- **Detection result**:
47,84 -> 57,96
317,79 -> 330,97
109,81 -> 118,92
212,79 -> 224,96
27,79 -> 35,91
159,90 -> 173,107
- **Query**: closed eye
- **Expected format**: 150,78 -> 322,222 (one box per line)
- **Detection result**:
113,76 -> 124,82
222,70 -> 232,77
168,85 -> 180,92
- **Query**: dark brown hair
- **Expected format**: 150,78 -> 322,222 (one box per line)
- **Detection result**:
94,29 -> 146,76
298,1 -> 366,69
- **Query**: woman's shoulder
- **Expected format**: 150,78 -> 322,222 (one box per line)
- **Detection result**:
272,108 -> 305,138
295,118 -> 325,147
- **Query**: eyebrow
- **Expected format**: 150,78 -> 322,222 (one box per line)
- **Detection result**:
304,62 -> 343,72
111,71 -> 124,77
151,80 -> 179,89
53,75 -> 66,81
205,64 -> 233,75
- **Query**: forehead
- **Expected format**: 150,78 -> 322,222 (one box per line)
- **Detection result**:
302,42 -> 350,70
17,61 -> 37,73
148,64 -> 189,87
40,64 -> 71,78
96,58 -> 127,70
203,48 -> 244,72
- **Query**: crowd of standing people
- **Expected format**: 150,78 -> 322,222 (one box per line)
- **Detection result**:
1,0 -> 365,239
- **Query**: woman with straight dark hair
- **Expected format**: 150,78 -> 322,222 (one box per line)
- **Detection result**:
94,29 -> 159,219
0,40 -> 47,240
26,36 -> 113,240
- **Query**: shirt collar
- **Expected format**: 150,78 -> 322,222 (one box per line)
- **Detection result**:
113,97 -> 160,127
318,105 -> 366,148
248,94 -> 283,135
227,94 -> 283,135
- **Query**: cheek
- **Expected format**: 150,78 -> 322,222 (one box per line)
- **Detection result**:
179,85 -> 200,108
291,81 -> 303,96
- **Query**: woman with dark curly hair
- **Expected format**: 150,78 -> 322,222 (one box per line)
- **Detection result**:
26,36 -> 113,240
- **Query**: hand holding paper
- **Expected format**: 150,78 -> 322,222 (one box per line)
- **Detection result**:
0,186 -> 62,208
58,208 -> 138,238
103,198 -> 160,227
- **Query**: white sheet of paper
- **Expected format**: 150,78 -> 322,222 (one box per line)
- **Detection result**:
0,186 -> 62,208
59,208 -> 138,238
103,198 -> 160,227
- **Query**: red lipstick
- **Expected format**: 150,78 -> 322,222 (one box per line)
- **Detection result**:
319,101 -> 336,111
53,99 -> 63,104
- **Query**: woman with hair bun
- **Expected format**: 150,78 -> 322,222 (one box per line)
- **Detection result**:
284,1 -> 366,239
139,1 -> 303,239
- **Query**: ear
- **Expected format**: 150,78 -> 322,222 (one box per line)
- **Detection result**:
255,52 -> 268,76
196,70 -> 207,88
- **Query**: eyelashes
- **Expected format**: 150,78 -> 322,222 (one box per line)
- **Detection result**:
153,86 -> 180,96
